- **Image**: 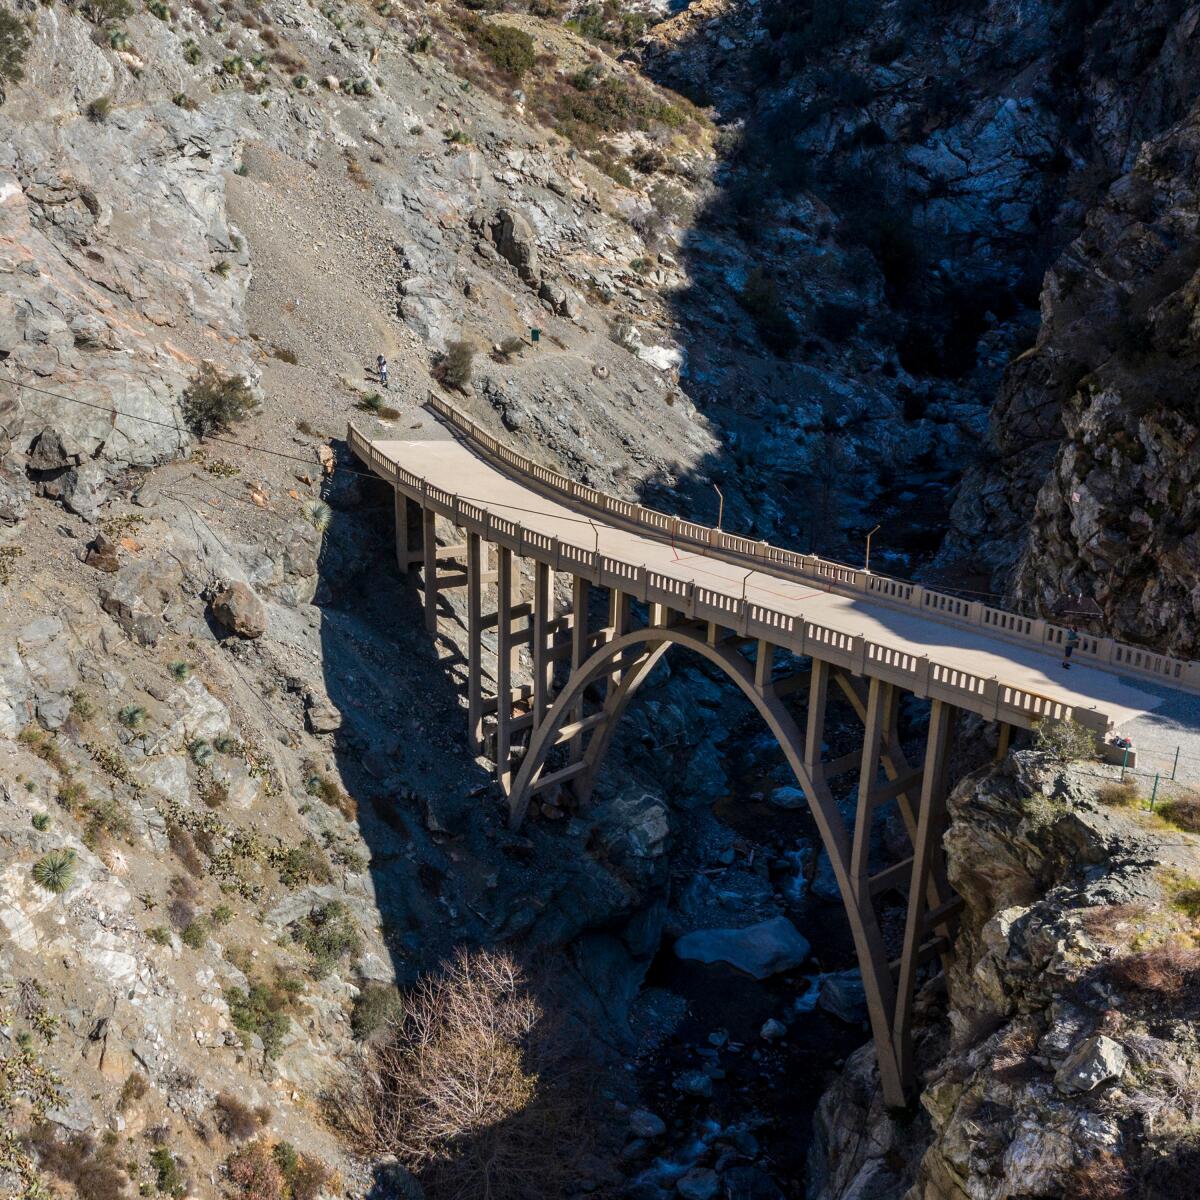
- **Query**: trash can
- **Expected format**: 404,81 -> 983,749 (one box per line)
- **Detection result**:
530,327 -> 541,344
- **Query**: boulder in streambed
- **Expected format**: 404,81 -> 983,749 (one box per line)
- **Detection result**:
673,916 -> 811,979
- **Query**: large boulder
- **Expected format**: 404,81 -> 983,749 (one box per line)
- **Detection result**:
490,207 -> 540,284
60,460 -> 109,522
0,453 -> 30,526
209,581 -> 267,639
1054,1034 -> 1126,1095
674,916 -> 811,979
99,555 -> 183,646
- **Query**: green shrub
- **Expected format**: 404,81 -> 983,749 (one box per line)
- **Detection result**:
464,17 -> 535,78
302,499 -> 332,534
1033,718 -> 1097,763
293,900 -> 362,979
86,95 -> 113,123
181,363 -> 258,438
118,704 -> 147,729
32,849 -> 76,895
31,813 -> 51,832
150,1146 -> 184,1197
80,0 -> 133,23
181,918 -> 209,949
293,73 -> 309,89
189,738 -> 214,766
408,31 -> 432,52
183,39 -> 202,65
147,925 -> 172,945
148,0 -> 170,20
225,976 -> 295,1060
169,661 -> 193,681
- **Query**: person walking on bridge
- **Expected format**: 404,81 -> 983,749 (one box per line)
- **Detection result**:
1062,626 -> 1080,669
377,354 -> 389,389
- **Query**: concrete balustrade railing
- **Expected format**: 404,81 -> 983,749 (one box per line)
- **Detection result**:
348,421 -> 1122,735
403,396 -> 1200,696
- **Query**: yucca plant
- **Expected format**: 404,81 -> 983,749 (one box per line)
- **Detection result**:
119,704 -> 148,729
169,661 -> 193,682
189,739 -> 214,766
183,39 -> 201,64
293,73 -> 309,89
32,813 -> 51,832
214,734 -> 239,754
32,849 -> 77,895
302,499 -> 332,534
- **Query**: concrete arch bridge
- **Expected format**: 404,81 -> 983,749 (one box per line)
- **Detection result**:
348,397 -> 1198,1108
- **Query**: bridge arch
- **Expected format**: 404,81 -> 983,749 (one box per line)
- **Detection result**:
508,624 -> 909,1104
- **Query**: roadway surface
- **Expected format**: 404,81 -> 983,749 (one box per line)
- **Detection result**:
369,415 -> 1169,734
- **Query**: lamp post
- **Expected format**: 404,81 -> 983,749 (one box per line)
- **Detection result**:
864,524 -> 881,574
714,484 -> 724,530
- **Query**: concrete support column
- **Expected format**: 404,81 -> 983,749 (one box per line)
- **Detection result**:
851,677 -> 888,898
495,546 -> 517,791
422,507 -> 437,633
532,561 -> 553,727
467,532 -> 483,755
568,575 -> 589,763
893,698 -> 957,1086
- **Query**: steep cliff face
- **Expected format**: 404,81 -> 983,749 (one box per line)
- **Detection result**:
811,751 -> 1200,1199
944,105 -> 1200,654
634,0 -> 1200,564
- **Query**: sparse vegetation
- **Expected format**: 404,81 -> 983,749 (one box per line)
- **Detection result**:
351,983 -> 403,1041
301,499 -> 332,534
24,1123 -> 129,1200
1107,945 -> 1200,997
149,1146 -> 184,1197
1159,792 -> 1200,833
81,0 -> 133,24
303,761 -> 355,820
190,738 -> 215,766
86,95 -> 113,123
273,838 -> 332,889
224,973 -> 297,1060
213,1092 -> 268,1141
293,900 -> 362,979
357,392 -> 399,419
1097,778 -> 1140,807
330,949 -> 595,1198
31,813 -> 51,832
32,849 -> 76,895
119,704 -> 148,729
433,339 -> 476,391
462,16 -> 535,79
182,363 -> 258,439
1033,718 -> 1098,763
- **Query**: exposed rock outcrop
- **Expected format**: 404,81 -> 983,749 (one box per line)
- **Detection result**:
811,751 -> 1200,1198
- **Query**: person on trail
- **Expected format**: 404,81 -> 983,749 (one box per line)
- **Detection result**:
1062,626 -> 1080,669
377,355 -> 389,388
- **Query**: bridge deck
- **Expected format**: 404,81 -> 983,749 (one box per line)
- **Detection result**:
366,417 -> 1167,734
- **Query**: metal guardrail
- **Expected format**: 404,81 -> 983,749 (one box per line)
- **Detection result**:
416,395 -> 1200,696
346,421 -> 1129,736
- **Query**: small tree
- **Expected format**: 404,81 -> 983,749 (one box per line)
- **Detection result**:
433,339 -> 476,391
1033,717 -> 1097,763
329,949 -> 597,1199
182,363 -> 258,437
0,10 -> 30,104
